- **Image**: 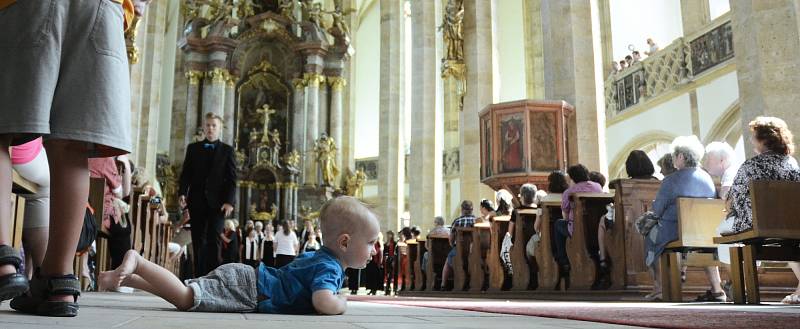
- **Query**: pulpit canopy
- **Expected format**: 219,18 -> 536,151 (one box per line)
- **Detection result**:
479,100 -> 574,192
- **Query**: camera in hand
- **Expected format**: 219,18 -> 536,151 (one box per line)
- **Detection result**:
148,196 -> 162,209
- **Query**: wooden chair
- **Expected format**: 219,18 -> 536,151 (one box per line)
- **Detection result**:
536,194 -> 562,291
88,178 -> 109,276
487,215 -> 511,291
11,170 -> 38,249
469,222 -> 491,292
714,181 -> 800,304
407,239 -> 418,291
611,179 -> 660,288
510,208 -> 541,290
424,234 -> 450,291
659,198 -> 725,302
566,191 -> 616,290
453,227 -> 473,291
414,238 -> 427,291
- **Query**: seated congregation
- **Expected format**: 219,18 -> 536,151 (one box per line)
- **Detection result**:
388,116 -> 800,305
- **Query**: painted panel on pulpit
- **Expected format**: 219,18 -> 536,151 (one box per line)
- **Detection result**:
482,118 -> 492,178
530,111 -> 559,171
500,113 -> 524,173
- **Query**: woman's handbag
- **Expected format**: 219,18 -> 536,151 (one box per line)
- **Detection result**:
635,211 -> 659,236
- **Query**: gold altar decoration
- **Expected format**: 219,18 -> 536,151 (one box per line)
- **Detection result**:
207,67 -> 231,84
327,76 -> 347,91
292,78 -> 306,90
303,72 -> 326,88
251,203 -> 278,222
125,15 -> 142,64
299,205 -> 320,221
186,70 -> 205,85
282,150 -> 301,168
344,169 -> 367,198
314,133 -> 339,187
440,0 -> 464,62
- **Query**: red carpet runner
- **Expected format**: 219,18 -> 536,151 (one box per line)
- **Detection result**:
350,296 -> 800,329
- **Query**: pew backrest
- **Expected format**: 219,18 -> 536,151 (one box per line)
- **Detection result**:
749,180 -> 800,240
89,177 -> 106,229
673,198 -> 725,248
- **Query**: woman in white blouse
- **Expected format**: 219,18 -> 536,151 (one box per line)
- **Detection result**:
273,220 -> 299,268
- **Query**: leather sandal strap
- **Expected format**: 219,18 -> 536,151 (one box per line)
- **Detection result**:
0,245 -> 22,268
47,276 -> 81,301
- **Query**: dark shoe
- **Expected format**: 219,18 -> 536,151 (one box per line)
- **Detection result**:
350,290 -> 358,295
694,290 -> 726,302
0,245 -> 29,301
10,273 -> 80,317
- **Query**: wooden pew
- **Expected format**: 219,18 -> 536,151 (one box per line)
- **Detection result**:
611,179 -> 660,288
567,191 -> 616,290
714,181 -> 800,304
407,239 -> 418,291
510,208 -> 541,291
89,178 -> 110,278
469,222 -> 491,292
11,170 -> 38,250
453,227 -> 474,291
414,238 -> 426,291
488,215 -> 511,291
659,198 -> 726,302
535,194 -> 562,291
424,234 -> 450,291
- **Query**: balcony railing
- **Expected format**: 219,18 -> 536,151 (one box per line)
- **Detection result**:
605,16 -> 734,116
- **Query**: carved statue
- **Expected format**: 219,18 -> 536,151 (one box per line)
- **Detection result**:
440,0 -> 464,61
237,0 -> 258,18
314,133 -> 339,187
279,0 -> 297,21
282,150 -> 300,169
206,0 -> 238,38
344,169 -> 367,198
269,129 -> 281,164
257,104 -> 276,136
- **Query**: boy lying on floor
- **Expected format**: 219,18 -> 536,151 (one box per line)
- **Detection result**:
98,196 -> 380,314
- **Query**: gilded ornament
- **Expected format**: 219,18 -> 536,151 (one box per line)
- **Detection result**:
327,76 -> 347,91
282,150 -> 301,168
303,72 -> 325,88
207,67 -> 230,84
292,78 -> 306,90
186,70 -> 205,85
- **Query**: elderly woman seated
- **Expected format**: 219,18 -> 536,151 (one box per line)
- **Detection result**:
721,117 -> 800,304
644,135 -> 716,301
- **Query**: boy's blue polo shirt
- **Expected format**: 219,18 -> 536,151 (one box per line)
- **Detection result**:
256,246 -> 345,314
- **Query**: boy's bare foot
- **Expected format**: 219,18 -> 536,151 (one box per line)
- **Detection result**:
98,250 -> 139,292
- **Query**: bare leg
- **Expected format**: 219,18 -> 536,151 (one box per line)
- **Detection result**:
99,250 -> 193,310
441,264 -> 451,289
0,136 -> 13,276
789,262 -> 800,295
22,228 -> 48,279
704,266 -> 724,293
649,261 -> 662,295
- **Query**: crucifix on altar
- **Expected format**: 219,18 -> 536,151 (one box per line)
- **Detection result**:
256,104 -> 276,143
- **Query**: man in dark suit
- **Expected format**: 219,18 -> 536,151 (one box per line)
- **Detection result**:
179,112 -> 237,277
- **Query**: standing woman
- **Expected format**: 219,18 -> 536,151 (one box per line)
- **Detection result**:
383,231 -> 397,295
260,221 -> 275,268
220,219 -> 239,264
273,220 -> 298,268
365,233 -> 384,295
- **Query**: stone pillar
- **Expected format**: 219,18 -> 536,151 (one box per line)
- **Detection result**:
291,78 -> 308,184
731,0 -> 800,158
184,70 -> 203,147
303,72 -> 325,186
462,0 -> 497,206
203,66 -> 229,119
318,78 -> 329,137
680,0 -> 710,35
523,0 -> 545,99
541,0 -> 608,174
377,0 -> 405,232
597,0 -> 614,78
409,0 -> 442,233
223,76 -> 236,145
328,76 -> 346,182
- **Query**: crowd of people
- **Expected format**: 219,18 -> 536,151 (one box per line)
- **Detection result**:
611,37 -> 660,75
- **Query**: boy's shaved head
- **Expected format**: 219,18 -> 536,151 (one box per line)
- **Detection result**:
319,196 -> 378,246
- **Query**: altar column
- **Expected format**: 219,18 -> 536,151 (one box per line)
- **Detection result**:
184,69 -> 204,146
223,75 -> 236,144
303,71 -> 325,186
377,0 -> 405,232
328,76 -> 346,184
203,65 -> 229,119
291,78 -> 308,184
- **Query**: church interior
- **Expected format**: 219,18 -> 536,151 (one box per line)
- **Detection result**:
4,0 -> 800,327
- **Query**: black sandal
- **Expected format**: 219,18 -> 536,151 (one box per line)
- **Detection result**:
10,271 -> 80,317
0,245 -> 29,301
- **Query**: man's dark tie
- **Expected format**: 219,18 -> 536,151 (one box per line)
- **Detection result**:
203,143 -> 216,150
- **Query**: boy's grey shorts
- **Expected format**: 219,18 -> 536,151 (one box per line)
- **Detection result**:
185,263 -> 259,313
0,0 -> 131,156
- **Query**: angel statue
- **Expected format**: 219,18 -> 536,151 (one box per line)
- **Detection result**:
314,133 -> 339,187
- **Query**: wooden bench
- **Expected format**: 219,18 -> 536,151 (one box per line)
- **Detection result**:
510,208 -> 541,290
714,181 -> 800,304
488,215 -> 511,291
660,198 -> 726,302
89,178 -> 109,278
453,227 -> 474,291
414,238 -> 426,291
424,234 -> 450,291
11,170 -> 38,249
611,179 -> 660,288
406,239 -> 418,291
567,191 -> 616,290
536,194 -> 562,290
469,222 -> 491,292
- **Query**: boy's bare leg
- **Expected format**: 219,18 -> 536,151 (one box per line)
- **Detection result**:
99,250 -> 194,310
34,140 -> 88,302
704,266 -> 724,293
22,227 -> 48,279
0,136 -> 13,276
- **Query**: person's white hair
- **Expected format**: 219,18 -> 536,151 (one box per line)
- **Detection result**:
433,216 -> 445,226
705,141 -> 734,162
496,189 -> 513,207
670,135 -> 705,167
